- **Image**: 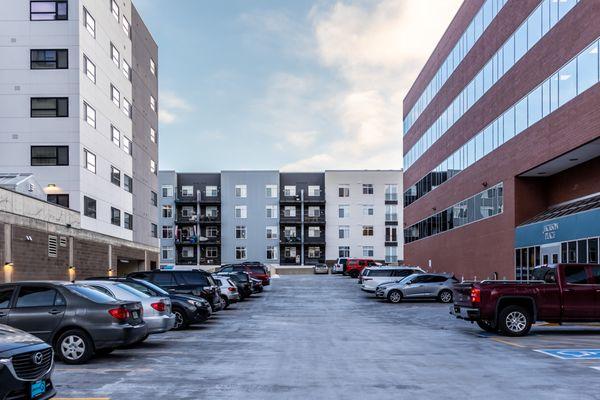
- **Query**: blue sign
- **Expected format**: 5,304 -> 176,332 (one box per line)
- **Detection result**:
160,264 -> 175,270
515,208 -> 600,247
535,349 -> 600,360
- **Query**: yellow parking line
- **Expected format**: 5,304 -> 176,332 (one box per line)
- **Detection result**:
54,398 -> 110,400
491,337 -> 526,348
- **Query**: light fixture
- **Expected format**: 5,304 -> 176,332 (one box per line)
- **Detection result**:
68,266 -> 76,282
47,184 -> 56,188
537,172 -> 546,175
569,158 -> 579,162
482,181 -> 488,187
3,263 -> 14,283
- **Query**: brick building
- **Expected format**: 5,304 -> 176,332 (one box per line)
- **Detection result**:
403,0 -> 600,279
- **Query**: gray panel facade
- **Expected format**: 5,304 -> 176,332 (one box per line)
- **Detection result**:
158,171 -> 176,266
221,171 -> 279,264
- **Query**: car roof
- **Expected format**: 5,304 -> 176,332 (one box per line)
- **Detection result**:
365,266 -> 419,270
0,280 -> 73,286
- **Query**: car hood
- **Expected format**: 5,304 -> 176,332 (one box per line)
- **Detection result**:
0,324 -> 45,353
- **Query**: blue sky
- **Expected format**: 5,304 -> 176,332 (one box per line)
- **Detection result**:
134,0 -> 461,172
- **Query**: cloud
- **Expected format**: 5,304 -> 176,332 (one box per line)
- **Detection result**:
159,91 -> 192,124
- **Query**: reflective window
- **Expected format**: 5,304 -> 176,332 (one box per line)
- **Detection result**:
559,58 -> 577,106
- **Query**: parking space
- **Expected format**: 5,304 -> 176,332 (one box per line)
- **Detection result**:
53,275 -> 600,399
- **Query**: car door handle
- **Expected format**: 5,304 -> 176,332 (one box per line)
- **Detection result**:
48,309 -> 63,315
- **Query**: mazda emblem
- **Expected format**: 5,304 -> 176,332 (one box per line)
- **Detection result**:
32,352 -> 43,365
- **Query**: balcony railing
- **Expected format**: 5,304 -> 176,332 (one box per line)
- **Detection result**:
175,236 -> 199,245
305,235 -> 325,244
280,236 -> 301,244
175,214 -> 198,224
198,215 -> 221,223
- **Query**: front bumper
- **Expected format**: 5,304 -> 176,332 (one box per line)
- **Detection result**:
360,285 -> 376,292
0,367 -> 56,400
146,314 -> 176,334
450,305 -> 480,321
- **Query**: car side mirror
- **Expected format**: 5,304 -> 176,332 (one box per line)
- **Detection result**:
405,281 -> 411,285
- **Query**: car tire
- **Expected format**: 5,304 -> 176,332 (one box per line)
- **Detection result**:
55,329 -> 94,365
438,290 -> 453,303
498,305 -> 532,337
476,320 -> 498,333
220,295 -> 230,309
387,290 -> 403,304
349,270 -> 359,279
172,307 -> 189,330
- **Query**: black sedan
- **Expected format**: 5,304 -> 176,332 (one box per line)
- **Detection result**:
0,324 -> 56,399
0,282 -> 147,364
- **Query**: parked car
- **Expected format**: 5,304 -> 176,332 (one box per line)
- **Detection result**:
0,282 -> 146,364
360,267 -> 425,292
128,270 -> 224,312
250,277 -> 264,294
0,324 -> 57,400
217,272 -> 253,299
212,275 -> 240,308
376,273 -> 458,303
85,277 -> 212,330
345,259 -> 382,278
313,263 -> 329,274
331,257 -> 348,274
217,262 -> 271,286
452,263 -> 600,337
83,280 -> 175,336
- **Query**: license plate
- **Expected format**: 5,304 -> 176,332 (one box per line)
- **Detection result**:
454,306 -> 460,313
31,380 -> 46,398
132,310 -> 139,319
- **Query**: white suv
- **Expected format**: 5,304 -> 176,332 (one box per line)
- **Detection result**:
331,257 -> 348,274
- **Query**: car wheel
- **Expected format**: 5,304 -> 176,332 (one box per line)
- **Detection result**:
438,290 -> 453,303
498,305 -> 532,337
55,329 -> 93,365
172,307 -> 189,330
476,320 -> 498,333
349,270 -> 359,279
387,290 -> 403,304
220,295 -> 230,309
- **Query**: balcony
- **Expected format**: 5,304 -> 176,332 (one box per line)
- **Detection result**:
198,215 -> 221,224
199,236 -> 221,245
175,214 -> 198,224
199,190 -> 220,204
175,236 -> 199,245
280,213 -> 301,223
280,236 -> 301,244
304,234 -> 325,244
175,194 -> 198,204
304,213 -> 325,224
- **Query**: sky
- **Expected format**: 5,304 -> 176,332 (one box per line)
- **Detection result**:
134,0 -> 462,172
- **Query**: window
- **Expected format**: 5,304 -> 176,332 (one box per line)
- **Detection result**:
30,49 -> 68,69
162,205 -> 173,218
307,206 -> 320,217
339,225 -> 350,239
111,126 -> 120,146
338,185 -> 350,197
151,223 -> 158,238
15,286 -> 60,308
162,185 -> 173,197
84,149 -> 95,173
363,184 -> 374,194
284,185 -> 296,197
31,97 -> 68,117
122,60 -> 131,81
558,58 -> 576,107
122,16 -> 131,37
150,58 -> 156,76
235,226 -> 246,239
122,99 -> 132,118
284,247 -> 296,258
151,160 -> 157,175
83,8 -> 95,36
266,205 -> 277,218
47,194 -> 69,208
83,55 -> 96,83
235,205 -> 247,219
111,166 -> 121,186
162,226 -> 173,239
267,246 -> 277,260
265,184 -> 277,198
284,226 -> 296,238
308,185 -> 320,196
564,265 -> 589,284
206,247 -> 218,258
124,175 -> 132,193
338,205 -> 349,218
83,102 -> 96,127
385,226 -> 398,242
363,246 -> 374,257
385,246 -> 398,263
111,85 -> 120,107
308,247 -> 321,258
124,213 -> 133,230
162,247 -> 173,261
150,127 -> 157,143
150,96 -> 156,112
385,205 -> 398,221
283,206 -> 296,217
235,185 -> 247,198
589,238 -> 599,264
31,146 -> 68,166
577,41 -> 599,94
110,0 -> 119,21
363,205 -> 374,216
235,247 -> 247,260
206,226 -> 219,238
385,184 -> 398,201
83,196 -> 96,218
30,1 -> 68,21
111,207 -> 120,226
362,226 -> 374,236
339,246 -> 350,258
308,226 -> 320,238
206,186 -> 218,197
123,136 -> 132,155
111,43 -> 120,67
266,226 -> 278,239
151,191 -> 157,207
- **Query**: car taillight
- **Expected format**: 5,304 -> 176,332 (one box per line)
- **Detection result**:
109,307 -> 130,321
151,302 -> 166,312
470,288 -> 481,303
228,287 -> 237,292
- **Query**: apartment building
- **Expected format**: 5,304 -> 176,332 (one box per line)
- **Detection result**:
403,0 -> 600,279
0,0 -> 159,264
159,170 -> 403,267
325,171 -> 403,264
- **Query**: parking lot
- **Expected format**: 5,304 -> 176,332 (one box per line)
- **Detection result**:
53,274 -> 600,400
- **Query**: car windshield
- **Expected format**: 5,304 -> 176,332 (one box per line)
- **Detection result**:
115,283 -> 150,298
249,266 -> 266,274
68,284 -> 118,303
400,274 -> 419,284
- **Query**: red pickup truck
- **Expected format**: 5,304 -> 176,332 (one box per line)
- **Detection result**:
451,264 -> 600,336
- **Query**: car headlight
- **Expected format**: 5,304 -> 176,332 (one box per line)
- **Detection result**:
0,358 -> 10,370
187,299 -> 204,307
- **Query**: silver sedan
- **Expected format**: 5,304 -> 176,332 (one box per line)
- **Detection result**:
375,274 -> 458,304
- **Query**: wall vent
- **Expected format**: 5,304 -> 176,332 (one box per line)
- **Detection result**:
48,236 -> 58,257
59,236 -> 67,247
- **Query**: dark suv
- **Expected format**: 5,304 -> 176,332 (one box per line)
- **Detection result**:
0,324 -> 56,400
128,270 -> 223,312
0,282 -> 147,364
